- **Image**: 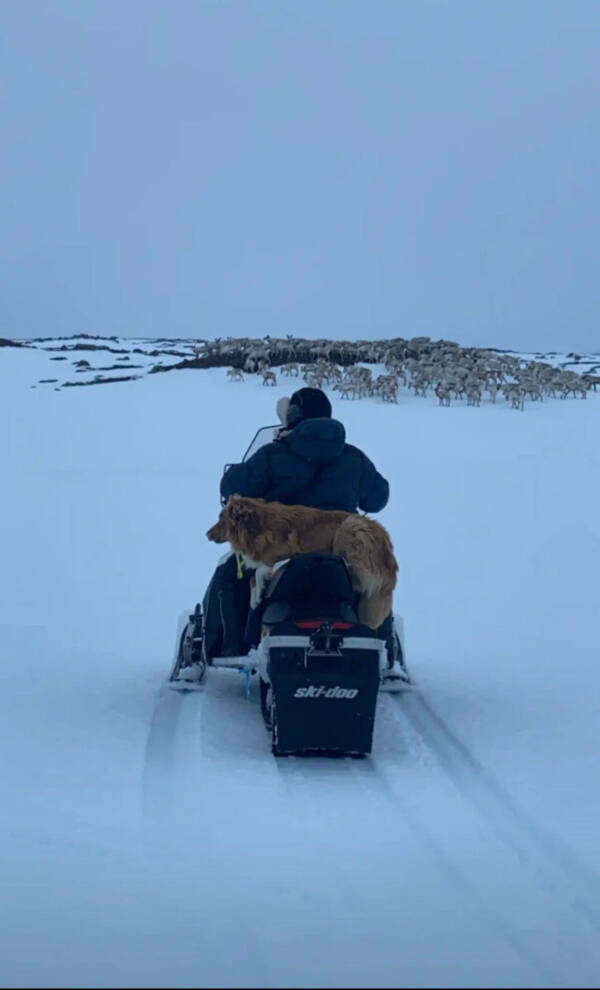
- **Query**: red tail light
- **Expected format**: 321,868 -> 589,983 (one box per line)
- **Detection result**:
295,620 -> 353,630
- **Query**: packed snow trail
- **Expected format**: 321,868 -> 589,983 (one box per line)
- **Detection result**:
398,690 -> 600,930
142,665 -> 600,988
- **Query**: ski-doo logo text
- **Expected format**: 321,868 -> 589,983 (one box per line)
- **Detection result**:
294,685 -> 359,699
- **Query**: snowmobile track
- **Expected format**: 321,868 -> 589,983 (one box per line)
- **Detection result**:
349,693 -> 600,984
141,672 -> 600,983
275,735 -> 556,982
393,691 -> 600,933
143,675 -> 600,932
143,685 -> 202,821
348,755 -> 557,982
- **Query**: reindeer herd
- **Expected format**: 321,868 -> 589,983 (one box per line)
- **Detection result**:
193,334 -> 598,412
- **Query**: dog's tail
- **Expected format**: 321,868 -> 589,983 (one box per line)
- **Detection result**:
332,516 -> 398,629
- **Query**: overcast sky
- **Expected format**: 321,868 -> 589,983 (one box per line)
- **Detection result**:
2,0 -> 599,351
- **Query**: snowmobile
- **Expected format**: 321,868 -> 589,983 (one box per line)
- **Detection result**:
169,425 -> 411,757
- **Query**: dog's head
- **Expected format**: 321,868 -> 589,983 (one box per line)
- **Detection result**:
206,495 -> 265,551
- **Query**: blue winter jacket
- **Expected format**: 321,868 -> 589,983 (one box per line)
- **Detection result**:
220,418 -> 389,514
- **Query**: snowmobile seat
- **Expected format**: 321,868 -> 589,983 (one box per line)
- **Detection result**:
262,553 -> 358,625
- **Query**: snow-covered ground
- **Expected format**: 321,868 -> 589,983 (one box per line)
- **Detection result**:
1,340 -> 599,988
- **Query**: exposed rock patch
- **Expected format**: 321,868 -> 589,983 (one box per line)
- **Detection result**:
60,375 -> 140,388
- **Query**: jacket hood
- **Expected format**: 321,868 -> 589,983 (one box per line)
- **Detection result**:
283,417 -> 346,465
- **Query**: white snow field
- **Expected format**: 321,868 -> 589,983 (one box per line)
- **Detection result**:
1,340 -> 600,988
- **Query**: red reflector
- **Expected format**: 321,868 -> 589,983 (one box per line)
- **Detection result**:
295,620 -> 353,630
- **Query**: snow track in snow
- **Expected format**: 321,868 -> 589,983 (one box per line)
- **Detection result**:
142,675 -> 600,986
380,693 -> 600,985
143,686 -> 193,821
399,690 -> 600,931
344,756 -> 555,983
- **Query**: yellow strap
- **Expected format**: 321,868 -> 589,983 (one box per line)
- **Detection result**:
236,552 -> 246,580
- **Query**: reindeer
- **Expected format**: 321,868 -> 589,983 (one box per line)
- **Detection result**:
582,375 -> 599,391
301,368 -> 322,386
412,378 -> 428,398
521,381 -> 543,402
262,370 -> 277,386
510,388 -> 525,411
227,368 -> 244,382
381,381 -> 398,403
466,385 -> 482,407
567,384 -> 588,399
336,383 -> 357,399
435,383 -> 451,407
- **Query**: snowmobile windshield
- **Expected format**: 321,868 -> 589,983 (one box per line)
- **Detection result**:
242,425 -> 280,461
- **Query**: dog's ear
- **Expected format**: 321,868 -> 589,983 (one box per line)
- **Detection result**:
227,495 -> 262,538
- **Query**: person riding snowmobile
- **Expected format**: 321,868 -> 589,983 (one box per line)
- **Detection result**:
203,386 -> 391,658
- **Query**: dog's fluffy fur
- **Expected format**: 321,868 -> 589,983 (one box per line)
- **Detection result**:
206,495 -> 398,629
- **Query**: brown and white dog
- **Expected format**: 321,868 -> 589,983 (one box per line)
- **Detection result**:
206,495 -> 398,629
